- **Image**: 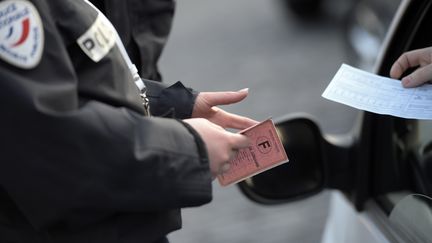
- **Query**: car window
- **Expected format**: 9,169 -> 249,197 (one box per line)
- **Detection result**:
409,119 -> 432,196
389,194 -> 432,242
417,120 -> 432,149
374,113 -> 432,242
369,0 -> 432,240
385,0 -> 432,202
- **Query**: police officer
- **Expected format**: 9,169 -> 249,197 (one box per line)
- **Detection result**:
0,0 -> 257,242
89,0 -> 174,81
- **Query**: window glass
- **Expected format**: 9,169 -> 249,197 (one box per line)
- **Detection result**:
389,194 -> 432,242
418,120 -> 432,148
374,2 -> 432,239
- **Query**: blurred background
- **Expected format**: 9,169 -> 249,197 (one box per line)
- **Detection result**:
159,0 -> 399,242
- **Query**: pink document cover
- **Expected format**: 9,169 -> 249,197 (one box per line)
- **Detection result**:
217,119 -> 289,186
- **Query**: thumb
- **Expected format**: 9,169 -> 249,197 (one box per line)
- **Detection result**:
402,65 -> 432,88
230,133 -> 251,150
201,88 -> 249,106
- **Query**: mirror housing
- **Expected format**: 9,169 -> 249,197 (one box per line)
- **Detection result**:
238,113 -> 357,204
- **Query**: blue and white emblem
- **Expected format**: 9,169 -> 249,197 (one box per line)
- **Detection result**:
0,0 -> 44,69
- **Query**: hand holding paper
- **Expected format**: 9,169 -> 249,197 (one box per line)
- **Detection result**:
390,47 -> 432,88
322,64 -> 432,120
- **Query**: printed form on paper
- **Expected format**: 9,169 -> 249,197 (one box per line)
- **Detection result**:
322,64 -> 432,120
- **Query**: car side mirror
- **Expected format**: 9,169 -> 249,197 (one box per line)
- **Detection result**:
238,114 -> 325,204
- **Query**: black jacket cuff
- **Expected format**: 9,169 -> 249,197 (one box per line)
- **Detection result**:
144,80 -> 197,119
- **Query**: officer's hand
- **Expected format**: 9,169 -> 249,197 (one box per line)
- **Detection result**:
390,47 -> 432,88
192,88 -> 258,130
184,118 -> 251,179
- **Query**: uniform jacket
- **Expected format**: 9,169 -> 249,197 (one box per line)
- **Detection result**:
0,0 -> 212,242
90,0 -> 175,81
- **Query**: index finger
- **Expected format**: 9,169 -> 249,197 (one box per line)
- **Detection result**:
212,108 -> 259,130
200,90 -> 248,107
390,47 -> 432,79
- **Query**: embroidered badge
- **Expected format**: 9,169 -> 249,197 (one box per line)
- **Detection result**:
0,0 -> 44,69
77,13 -> 116,62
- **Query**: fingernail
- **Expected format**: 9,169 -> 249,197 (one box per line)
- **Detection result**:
402,77 -> 411,87
238,88 -> 249,93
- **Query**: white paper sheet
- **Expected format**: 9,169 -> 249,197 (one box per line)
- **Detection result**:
322,64 -> 432,120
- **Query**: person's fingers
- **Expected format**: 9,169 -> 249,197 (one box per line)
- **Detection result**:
215,148 -> 237,177
199,88 -> 249,107
401,64 -> 432,88
390,51 -> 418,79
390,47 -> 432,79
213,108 -> 258,130
220,163 -> 231,174
229,133 -> 251,150
390,60 -> 404,79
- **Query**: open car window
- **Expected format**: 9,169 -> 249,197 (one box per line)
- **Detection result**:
389,194 -> 432,242
369,1 -> 432,240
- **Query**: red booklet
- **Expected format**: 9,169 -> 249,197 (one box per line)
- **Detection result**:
218,119 -> 289,186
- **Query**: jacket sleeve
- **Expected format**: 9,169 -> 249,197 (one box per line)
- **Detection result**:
144,79 -> 198,119
0,35 -> 210,234
91,0 -> 175,80
127,0 -> 175,80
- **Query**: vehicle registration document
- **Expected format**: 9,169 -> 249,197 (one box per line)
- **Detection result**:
322,64 -> 432,120
218,119 -> 289,187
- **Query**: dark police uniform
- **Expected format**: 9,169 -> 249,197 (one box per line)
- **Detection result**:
90,0 -> 175,81
0,0 -> 212,242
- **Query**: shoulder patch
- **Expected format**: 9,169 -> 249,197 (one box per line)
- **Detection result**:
77,13 -> 116,62
0,0 -> 44,69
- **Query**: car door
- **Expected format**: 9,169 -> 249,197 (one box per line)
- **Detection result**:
238,0 -> 432,242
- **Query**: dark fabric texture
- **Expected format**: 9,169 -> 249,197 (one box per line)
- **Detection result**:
145,80 -> 198,119
0,0 -> 211,242
90,0 -> 175,81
